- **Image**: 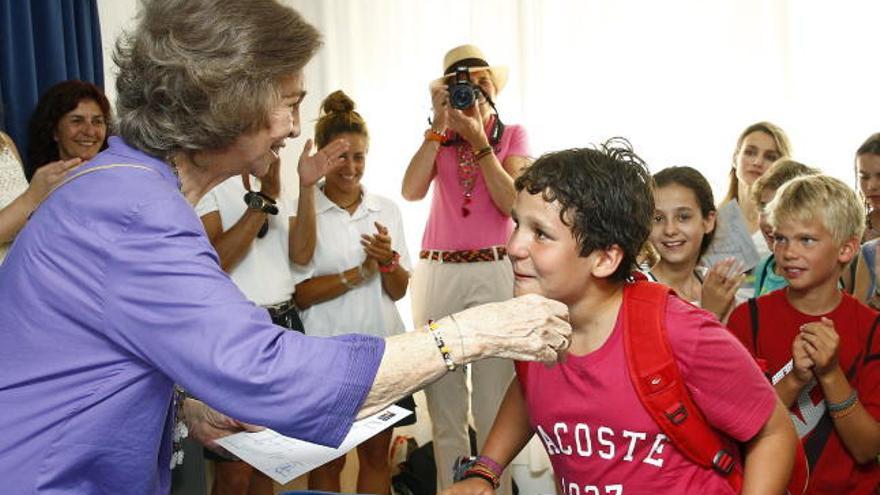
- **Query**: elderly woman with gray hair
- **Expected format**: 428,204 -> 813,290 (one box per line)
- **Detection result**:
0,1 -> 570,493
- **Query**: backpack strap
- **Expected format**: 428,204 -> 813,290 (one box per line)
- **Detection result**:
622,281 -> 744,492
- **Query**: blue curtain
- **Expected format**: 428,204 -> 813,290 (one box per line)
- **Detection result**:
0,0 -> 104,166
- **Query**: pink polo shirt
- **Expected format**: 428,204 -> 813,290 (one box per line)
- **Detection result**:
420,123 -> 529,251
515,296 -> 777,494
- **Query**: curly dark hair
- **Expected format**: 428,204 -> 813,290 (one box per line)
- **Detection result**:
26,80 -> 111,180
653,166 -> 717,257
514,138 -> 654,283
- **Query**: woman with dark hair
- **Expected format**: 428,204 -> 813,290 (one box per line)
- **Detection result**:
0,1 -> 570,493
26,79 -> 110,180
648,166 -> 741,320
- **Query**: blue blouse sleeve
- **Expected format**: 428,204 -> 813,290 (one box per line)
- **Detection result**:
102,195 -> 384,447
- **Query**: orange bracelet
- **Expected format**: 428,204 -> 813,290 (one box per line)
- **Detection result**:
424,128 -> 446,144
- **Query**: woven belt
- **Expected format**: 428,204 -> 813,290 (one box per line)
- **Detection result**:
419,246 -> 507,263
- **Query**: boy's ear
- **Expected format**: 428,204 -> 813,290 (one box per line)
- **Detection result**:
837,236 -> 859,264
591,244 -> 625,279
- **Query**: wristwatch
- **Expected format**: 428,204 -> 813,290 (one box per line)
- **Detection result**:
243,191 -> 279,215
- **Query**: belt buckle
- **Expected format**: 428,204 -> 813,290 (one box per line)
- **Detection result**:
266,300 -> 290,315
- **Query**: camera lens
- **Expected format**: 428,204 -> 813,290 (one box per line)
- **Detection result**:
449,83 -> 476,110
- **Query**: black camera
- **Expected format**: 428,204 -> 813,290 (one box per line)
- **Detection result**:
447,67 -> 481,110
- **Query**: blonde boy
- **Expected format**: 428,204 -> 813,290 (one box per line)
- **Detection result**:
728,175 -> 880,493
749,159 -> 820,296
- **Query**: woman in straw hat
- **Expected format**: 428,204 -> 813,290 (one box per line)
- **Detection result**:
402,44 -> 530,494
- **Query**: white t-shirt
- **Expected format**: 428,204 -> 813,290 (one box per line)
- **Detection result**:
195,176 -> 296,306
294,186 -> 412,339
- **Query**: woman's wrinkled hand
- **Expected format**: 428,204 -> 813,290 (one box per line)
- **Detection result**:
183,399 -> 263,456
451,293 -> 571,364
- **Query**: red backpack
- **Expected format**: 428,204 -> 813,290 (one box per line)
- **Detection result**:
622,279 -> 808,494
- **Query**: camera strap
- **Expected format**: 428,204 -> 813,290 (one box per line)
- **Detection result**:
483,93 -> 505,145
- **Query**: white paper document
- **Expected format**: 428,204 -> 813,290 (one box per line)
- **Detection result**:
214,405 -> 412,484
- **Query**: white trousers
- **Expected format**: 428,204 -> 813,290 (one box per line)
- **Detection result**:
411,257 -> 515,494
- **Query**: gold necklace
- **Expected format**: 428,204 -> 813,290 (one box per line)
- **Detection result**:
321,184 -> 361,210
338,195 -> 361,209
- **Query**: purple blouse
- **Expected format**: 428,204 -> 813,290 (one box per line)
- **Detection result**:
0,137 -> 385,494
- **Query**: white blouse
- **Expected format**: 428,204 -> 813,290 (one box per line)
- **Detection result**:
195,175 -> 298,306
0,144 -> 28,262
295,186 -> 412,339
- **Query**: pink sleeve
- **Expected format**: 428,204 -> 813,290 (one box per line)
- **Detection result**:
504,125 -> 530,158
666,297 -> 777,442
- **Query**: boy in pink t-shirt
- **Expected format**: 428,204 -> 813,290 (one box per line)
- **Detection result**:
443,141 -> 798,495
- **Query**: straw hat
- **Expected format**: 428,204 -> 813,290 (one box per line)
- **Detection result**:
439,44 -> 508,94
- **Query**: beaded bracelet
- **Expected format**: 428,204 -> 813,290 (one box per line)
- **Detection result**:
475,455 -> 503,478
427,320 -> 456,371
827,389 -> 858,413
830,399 -> 860,420
828,390 -> 859,419
473,145 -> 494,161
463,459 -> 501,489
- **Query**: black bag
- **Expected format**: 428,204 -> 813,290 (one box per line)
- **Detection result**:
391,439 -> 436,495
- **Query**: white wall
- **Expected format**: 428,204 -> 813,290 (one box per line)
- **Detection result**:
98,0 -> 880,328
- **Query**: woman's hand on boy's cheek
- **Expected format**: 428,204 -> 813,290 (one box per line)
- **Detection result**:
800,317 -> 840,377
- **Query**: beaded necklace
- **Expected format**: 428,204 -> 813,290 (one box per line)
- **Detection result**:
455,144 -> 479,217
453,115 -> 501,217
